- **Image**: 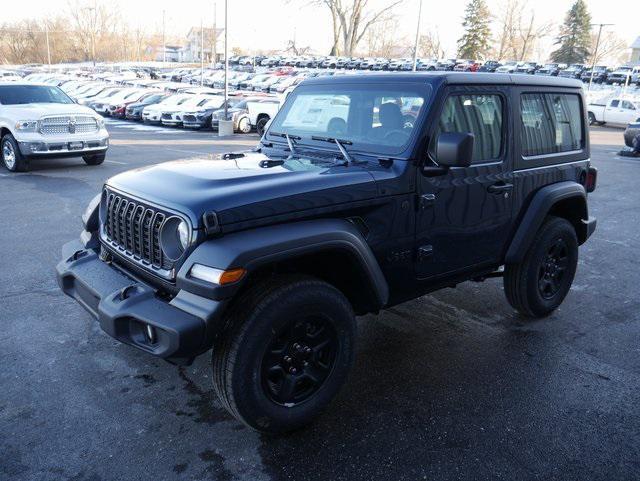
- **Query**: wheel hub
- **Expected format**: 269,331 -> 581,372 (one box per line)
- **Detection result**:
261,318 -> 337,406
538,238 -> 569,299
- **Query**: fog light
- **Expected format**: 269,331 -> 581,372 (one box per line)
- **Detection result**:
28,142 -> 45,152
145,324 -> 156,344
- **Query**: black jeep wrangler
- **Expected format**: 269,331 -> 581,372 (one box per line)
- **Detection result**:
57,73 -> 597,434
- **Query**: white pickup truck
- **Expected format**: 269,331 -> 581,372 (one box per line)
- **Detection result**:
0,82 -> 109,172
587,98 -> 640,127
247,98 -> 282,136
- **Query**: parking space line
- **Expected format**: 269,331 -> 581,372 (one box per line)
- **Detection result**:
105,160 -> 126,164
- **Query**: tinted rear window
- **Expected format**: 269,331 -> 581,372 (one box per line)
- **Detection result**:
0,85 -> 74,105
520,93 -> 584,157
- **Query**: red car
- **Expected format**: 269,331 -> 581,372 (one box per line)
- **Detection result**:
454,60 -> 480,72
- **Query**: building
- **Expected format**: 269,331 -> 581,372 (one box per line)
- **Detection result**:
630,36 -> 640,65
181,27 -> 224,63
154,45 -> 183,62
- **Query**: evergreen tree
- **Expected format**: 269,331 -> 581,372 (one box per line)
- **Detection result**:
551,0 -> 592,64
457,0 -> 492,59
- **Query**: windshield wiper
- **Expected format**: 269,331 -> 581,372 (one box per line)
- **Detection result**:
269,131 -> 301,156
311,135 -> 353,164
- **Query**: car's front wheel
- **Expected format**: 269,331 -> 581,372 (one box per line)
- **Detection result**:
1,134 -> 28,172
256,116 -> 269,137
504,216 -> 578,317
237,116 -> 252,134
212,275 -> 356,434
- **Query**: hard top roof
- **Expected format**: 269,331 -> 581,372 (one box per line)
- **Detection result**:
302,72 -> 583,89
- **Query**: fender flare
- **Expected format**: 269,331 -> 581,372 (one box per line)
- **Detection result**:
505,181 -> 589,264
176,218 -> 389,310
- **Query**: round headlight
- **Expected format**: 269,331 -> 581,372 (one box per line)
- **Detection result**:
178,220 -> 189,249
160,217 -> 190,261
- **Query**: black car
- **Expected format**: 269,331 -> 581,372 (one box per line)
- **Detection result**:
558,64 -> 585,79
624,120 -> 640,149
535,63 -> 564,76
182,97 -> 246,131
58,72 -> 597,435
478,60 -> 502,72
124,93 -> 169,121
580,66 -> 608,83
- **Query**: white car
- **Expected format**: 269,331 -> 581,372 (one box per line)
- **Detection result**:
160,94 -> 221,126
90,88 -> 147,115
0,71 -> 22,82
0,83 -> 109,172
495,61 -> 521,73
142,94 -> 193,124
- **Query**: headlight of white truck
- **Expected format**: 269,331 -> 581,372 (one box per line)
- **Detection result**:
15,120 -> 38,131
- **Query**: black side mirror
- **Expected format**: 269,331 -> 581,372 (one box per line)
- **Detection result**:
436,132 -> 475,168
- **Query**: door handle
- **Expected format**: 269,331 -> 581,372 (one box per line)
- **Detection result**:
487,182 -> 513,194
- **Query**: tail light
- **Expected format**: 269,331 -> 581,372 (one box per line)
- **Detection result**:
583,166 -> 597,193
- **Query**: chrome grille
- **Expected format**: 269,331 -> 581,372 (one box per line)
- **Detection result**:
40,115 -> 99,135
102,189 -> 174,276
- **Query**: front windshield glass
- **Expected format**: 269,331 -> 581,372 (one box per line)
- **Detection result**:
267,83 -> 431,154
0,85 -> 74,105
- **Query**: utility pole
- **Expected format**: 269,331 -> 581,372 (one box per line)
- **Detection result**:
44,24 -> 51,71
588,23 -> 613,91
200,19 -> 204,86
224,0 -> 228,119
213,1 -> 217,65
412,0 -> 423,71
162,10 -> 166,64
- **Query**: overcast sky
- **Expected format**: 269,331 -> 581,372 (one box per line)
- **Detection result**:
5,0 -> 638,60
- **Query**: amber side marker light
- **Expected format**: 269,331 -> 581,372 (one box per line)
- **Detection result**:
189,264 -> 246,285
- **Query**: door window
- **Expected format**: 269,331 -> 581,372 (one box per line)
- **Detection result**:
520,93 -> 583,157
431,94 -> 503,163
622,101 -> 636,110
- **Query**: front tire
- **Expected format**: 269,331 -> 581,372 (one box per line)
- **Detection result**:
83,153 -> 105,165
588,112 -> 596,125
237,116 -> 251,134
504,216 -> 578,318
212,275 -> 356,434
1,134 -> 28,172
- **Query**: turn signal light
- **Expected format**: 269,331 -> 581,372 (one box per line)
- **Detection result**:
189,264 -> 246,285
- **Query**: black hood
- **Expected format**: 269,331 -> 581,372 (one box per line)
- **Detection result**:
106,150 -> 380,229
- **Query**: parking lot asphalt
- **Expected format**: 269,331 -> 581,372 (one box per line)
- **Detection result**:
1,122 -> 639,481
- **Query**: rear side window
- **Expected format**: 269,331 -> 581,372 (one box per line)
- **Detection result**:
520,93 -> 583,157
432,94 -> 503,163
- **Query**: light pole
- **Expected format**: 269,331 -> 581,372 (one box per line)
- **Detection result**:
162,10 -> 166,64
218,0 -> 233,136
84,4 -> 97,67
588,23 -> 613,91
412,0 -> 423,71
44,24 -> 51,71
200,19 -> 204,86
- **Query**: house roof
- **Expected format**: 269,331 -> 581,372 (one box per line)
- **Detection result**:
186,27 -> 224,40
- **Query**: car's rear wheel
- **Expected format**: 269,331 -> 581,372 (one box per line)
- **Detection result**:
504,216 -> 578,317
1,134 -> 28,172
212,275 -> 356,434
83,153 -> 106,165
256,116 -> 269,136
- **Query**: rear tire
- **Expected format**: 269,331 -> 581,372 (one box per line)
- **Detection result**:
83,153 -> 105,165
504,216 -> 578,318
588,112 -> 596,125
212,275 -> 356,434
1,134 -> 28,172
237,116 -> 251,134
256,116 -> 269,136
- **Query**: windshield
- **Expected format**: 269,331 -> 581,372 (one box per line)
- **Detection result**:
267,83 -> 431,155
0,85 -> 74,105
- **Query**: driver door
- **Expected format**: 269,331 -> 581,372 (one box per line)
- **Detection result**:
415,87 -> 513,279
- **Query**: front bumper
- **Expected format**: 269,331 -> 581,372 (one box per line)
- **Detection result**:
18,137 -> 109,157
56,239 -> 227,363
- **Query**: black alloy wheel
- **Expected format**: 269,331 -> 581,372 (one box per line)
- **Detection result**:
261,316 -> 338,406
538,238 -> 569,299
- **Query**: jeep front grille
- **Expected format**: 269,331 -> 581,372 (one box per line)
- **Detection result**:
39,115 -> 99,135
102,189 -> 175,277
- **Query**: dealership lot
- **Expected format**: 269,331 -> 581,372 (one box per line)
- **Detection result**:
1,124 -> 639,480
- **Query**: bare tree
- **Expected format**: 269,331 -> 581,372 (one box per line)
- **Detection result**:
494,0 -> 551,61
310,0 -> 404,56
590,31 -> 627,65
419,30 -> 445,59
363,16 -> 400,57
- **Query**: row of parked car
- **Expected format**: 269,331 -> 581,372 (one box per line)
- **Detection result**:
22,71 -> 284,135
220,55 -> 640,85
